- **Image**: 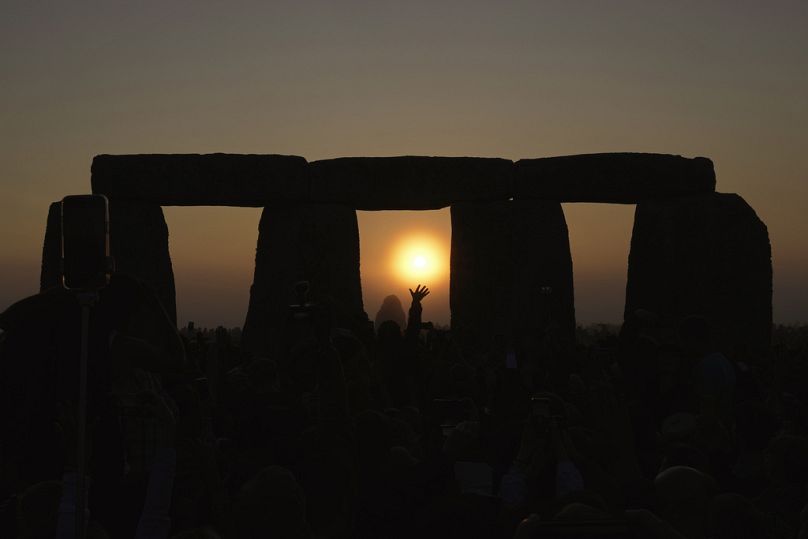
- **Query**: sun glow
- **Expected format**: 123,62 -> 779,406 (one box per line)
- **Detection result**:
391,234 -> 446,283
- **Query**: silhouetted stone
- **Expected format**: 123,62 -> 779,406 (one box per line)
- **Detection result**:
91,154 -> 309,206
38,199 -> 176,323
310,156 -> 514,210
40,202 -> 62,290
450,200 -> 575,352
515,153 -> 715,203
107,200 -> 177,323
625,193 -> 771,361
242,204 -> 364,357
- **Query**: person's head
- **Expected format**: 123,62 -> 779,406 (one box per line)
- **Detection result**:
554,502 -> 611,521
442,420 -> 480,459
375,295 -> 405,332
233,466 -> 310,539
387,445 -> 418,485
659,443 -> 709,474
735,400 -> 779,451
657,344 -> 683,379
355,409 -> 392,462
331,329 -> 364,373
245,358 -> 280,396
449,362 -> 477,398
554,489 -> 609,517
16,481 -> 61,539
171,528 -> 222,539
654,466 -> 716,534
171,383 -> 205,439
764,434 -> 808,487
660,413 -> 698,444
288,343 -> 318,394
708,493 -> 770,539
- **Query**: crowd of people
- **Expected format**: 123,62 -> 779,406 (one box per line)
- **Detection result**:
1,273 -> 808,538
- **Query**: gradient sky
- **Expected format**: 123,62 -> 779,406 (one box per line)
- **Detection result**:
2,1 -> 806,328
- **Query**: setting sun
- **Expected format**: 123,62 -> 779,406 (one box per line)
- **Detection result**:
391,234 -> 447,283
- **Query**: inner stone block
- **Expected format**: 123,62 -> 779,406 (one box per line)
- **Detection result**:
92,154 -> 310,206
515,153 -> 715,204
108,200 -> 177,323
242,203 -> 364,357
310,156 -> 514,210
625,192 -> 772,361
40,202 -> 62,291
450,199 -> 575,354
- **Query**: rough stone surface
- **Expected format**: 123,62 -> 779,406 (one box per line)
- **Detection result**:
450,200 -> 575,352
310,156 -> 514,210
92,152 -> 715,208
92,154 -> 309,206
38,200 -> 176,323
107,200 -> 177,323
625,193 -> 772,360
242,204 -> 364,357
515,153 -> 715,203
40,202 -> 62,291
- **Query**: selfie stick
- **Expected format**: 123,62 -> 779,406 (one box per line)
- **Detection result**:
61,194 -> 110,539
75,291 -> 98,539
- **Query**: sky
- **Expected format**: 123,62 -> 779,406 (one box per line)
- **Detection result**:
1,1 -> 806,328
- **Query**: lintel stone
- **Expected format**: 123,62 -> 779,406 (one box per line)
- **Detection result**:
91,154 -> 310,206
515,153 -> 715,203
310,156 -> 514,210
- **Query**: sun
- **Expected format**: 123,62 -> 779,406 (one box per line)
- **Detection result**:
391,235 -> 446,283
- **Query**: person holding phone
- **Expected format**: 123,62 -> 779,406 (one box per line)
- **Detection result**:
374,284 -> 430,408
0,196 -> 186,535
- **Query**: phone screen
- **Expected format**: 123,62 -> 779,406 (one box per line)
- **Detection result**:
505,350 -> 517,369
61,195 -> 109,291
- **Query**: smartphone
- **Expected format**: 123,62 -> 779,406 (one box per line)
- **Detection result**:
61,195 -> 111,291
505,349 -> 518,369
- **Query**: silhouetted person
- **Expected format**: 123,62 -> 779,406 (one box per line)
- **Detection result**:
0,270 -> 186,537
374,294 -> 406,332
375,285 -> 429,408
231,466 -> 310,539
679,315 -> 735,424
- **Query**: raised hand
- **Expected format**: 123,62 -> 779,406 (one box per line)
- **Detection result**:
409,284 -> 430,304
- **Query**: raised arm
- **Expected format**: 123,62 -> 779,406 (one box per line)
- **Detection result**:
405,284 -> 429,340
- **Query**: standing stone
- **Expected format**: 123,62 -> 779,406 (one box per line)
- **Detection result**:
450,200 -> 575,354
40,202 -> 62,290
108,200 -> 177,323
625,193 -> 772,361
242,204 -> 364,357
38,199 -> 176,323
